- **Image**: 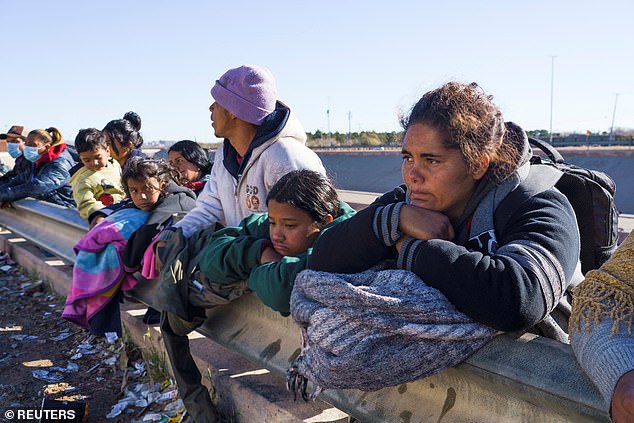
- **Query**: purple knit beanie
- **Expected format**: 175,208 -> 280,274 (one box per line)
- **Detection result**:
210,65 -> 277,125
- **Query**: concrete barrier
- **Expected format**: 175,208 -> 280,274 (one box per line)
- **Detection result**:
1,197 -> 624,422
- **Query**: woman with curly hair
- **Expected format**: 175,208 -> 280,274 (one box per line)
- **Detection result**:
309,81 -> 582,342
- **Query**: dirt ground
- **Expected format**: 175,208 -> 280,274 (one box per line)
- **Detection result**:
0,252 -> 187,423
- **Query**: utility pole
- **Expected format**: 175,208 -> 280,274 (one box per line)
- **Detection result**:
347,110 -> 352,144
609,93 -> 620,143
326,97 -> 331,137
549,55 -> 557,144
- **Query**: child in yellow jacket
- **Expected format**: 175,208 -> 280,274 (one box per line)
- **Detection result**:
70,128 -> 126,219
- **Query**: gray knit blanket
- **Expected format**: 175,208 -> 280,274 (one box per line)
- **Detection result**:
288,265 -> 497,398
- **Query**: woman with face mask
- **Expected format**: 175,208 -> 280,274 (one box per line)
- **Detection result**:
0,127 -> 76,208
0,125 -> 31,185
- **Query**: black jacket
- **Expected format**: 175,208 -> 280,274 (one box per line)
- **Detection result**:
0,156 -> 31,185
121,182 -> 197,269
308,183 -> 580,336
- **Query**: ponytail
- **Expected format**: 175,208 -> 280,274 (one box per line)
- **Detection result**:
46,127 -> 64,146
103,111 -> 143,150
123,111 -> 142,132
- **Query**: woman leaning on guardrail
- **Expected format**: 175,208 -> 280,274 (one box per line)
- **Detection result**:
308,81 -> 581,342
0,127 -> 76,208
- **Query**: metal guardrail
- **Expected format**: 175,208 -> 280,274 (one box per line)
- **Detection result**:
0,192 -> 374,261
201,295 -> 608,423
0,198 -> 88,262
0,197 -> 613,422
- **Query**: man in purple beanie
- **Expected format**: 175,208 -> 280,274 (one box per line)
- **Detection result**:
158,64 -> 325,240
156,65 -> 325,422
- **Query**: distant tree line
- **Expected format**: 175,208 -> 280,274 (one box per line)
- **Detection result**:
527,128 -> 634,140
306,128 -> 634,148
306,130 -> 403,147
142,127 -> 634,149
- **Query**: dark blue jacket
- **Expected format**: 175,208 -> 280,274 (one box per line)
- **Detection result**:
0,148 -> 76,208
0,156 -> 31,185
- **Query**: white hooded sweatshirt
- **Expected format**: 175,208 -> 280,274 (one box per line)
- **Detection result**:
174,104 -> 325,237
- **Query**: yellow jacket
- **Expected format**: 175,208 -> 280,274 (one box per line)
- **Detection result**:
70,159 -> 126,219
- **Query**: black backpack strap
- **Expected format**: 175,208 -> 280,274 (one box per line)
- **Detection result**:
494,164 -> 563,231
528,137 -> 565,163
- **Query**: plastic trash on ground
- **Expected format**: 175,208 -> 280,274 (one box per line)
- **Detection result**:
32,369 -> 64,383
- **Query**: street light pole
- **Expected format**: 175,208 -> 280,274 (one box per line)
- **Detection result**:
549,55 -> 557,144
609,93 -> 620,143
326,97 -> 331,136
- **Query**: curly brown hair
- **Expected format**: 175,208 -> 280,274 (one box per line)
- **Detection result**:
401,82 -> 521,183
121,157 -> 182,198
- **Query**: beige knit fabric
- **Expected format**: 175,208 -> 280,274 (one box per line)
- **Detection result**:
570,231 -> 634,336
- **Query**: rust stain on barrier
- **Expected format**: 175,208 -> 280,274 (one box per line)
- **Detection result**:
288,348 -> 301,363
355,392 -> 369,407
398,384 -> 407,394
259,339 -> 281,361
437,387 -> 456,423
399,410 -> 412,423
229,326 -> 247,340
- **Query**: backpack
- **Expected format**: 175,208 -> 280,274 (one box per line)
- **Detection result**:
495,137 -> 619,275
129,224 -> 247,326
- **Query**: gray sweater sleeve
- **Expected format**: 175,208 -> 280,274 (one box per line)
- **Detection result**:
571,315 -> 634,408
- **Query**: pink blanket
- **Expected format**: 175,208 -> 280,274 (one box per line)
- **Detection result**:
62,208 -> 148,328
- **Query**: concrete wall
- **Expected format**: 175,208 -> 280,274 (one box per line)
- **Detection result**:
317,149 -> 634,213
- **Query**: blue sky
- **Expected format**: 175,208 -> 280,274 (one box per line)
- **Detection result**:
2,1 -> 633,143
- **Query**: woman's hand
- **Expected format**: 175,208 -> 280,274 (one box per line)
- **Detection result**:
260,246 -> 283,264
395,236 -> 408,253
399,204 -> 454,241
612,370 -> 634,423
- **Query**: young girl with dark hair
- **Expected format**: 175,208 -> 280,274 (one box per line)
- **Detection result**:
63,158 -> 196,336
0,127 -> 76,208
158,170 -> 354,421
103,111 -> 146,168
198,169 -> 355,315
168,140 -> 212,196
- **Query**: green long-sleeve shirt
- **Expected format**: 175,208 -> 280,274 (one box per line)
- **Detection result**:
198,201 -> 356,315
